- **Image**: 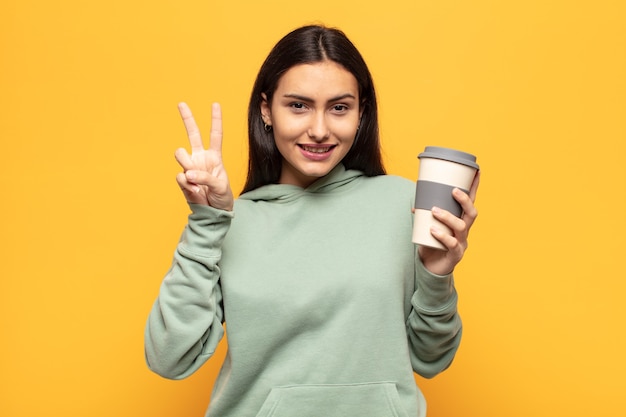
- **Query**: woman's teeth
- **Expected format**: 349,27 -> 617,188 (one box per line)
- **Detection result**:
301,145 -> 332,153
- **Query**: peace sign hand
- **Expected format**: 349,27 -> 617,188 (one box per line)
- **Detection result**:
174,102 -> 234,211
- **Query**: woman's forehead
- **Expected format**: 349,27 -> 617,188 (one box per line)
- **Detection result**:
275,61 -> 359,100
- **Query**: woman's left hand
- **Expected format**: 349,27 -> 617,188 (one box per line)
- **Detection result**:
418,171 -> 480,276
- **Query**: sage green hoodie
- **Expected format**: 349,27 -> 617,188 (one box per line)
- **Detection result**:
145,164 -> 462,417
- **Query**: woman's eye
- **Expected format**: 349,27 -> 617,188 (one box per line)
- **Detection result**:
290,102 -> 306,110
332,104 -> 348,112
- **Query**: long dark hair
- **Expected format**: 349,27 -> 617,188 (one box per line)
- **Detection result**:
242,25 -> 385,193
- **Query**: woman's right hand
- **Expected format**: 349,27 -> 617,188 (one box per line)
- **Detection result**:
174,102 -> 234,211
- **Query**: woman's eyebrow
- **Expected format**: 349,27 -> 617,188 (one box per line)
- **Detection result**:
282,93 -> 357,103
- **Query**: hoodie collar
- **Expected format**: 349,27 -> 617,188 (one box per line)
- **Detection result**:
239,164 -> 364,203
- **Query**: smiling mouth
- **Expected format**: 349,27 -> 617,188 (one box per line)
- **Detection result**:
299,144 -> 336,153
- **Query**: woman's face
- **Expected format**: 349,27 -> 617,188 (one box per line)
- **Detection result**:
261,61 -> 362,188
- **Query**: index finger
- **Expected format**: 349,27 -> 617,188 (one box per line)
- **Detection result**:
178,102 -> 205,152
208,102 -> 223,152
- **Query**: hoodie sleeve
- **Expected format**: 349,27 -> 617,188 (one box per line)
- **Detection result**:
144,204 -> 233,380
406,252 -> 463,378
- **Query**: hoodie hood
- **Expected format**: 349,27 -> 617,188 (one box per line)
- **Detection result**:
238,164 -> 364,203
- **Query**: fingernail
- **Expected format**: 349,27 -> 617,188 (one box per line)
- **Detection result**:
432,207 -> 441,215
186,171 -> 195,180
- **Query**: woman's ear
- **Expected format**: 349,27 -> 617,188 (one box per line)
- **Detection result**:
260,92 -> 272,125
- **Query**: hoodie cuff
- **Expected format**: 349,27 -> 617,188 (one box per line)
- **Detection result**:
413,256 -> 457,313
179,204 -> 234,256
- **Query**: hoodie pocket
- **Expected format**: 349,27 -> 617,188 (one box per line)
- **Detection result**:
254,382 -> 409,417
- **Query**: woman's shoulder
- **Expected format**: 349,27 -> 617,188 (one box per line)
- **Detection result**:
362,173 -> 414,192
354,174 -> 415,208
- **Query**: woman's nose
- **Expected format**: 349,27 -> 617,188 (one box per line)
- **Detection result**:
307,112 -> 331,141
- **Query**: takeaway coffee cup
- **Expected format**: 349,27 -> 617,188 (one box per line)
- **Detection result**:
412,146 -> 479,250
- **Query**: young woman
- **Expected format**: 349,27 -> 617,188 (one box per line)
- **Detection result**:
145,25 -> 479,417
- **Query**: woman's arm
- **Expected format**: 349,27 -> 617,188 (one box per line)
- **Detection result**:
145,102 -> 234,379
145,205 -> 232,379
406,257 -> 462,378
407,172 -> 479,377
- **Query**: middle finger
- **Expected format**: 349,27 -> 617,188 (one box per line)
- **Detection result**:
432,206 -> 468,238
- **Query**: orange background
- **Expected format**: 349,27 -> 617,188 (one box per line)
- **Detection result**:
1,1 -> 625,416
